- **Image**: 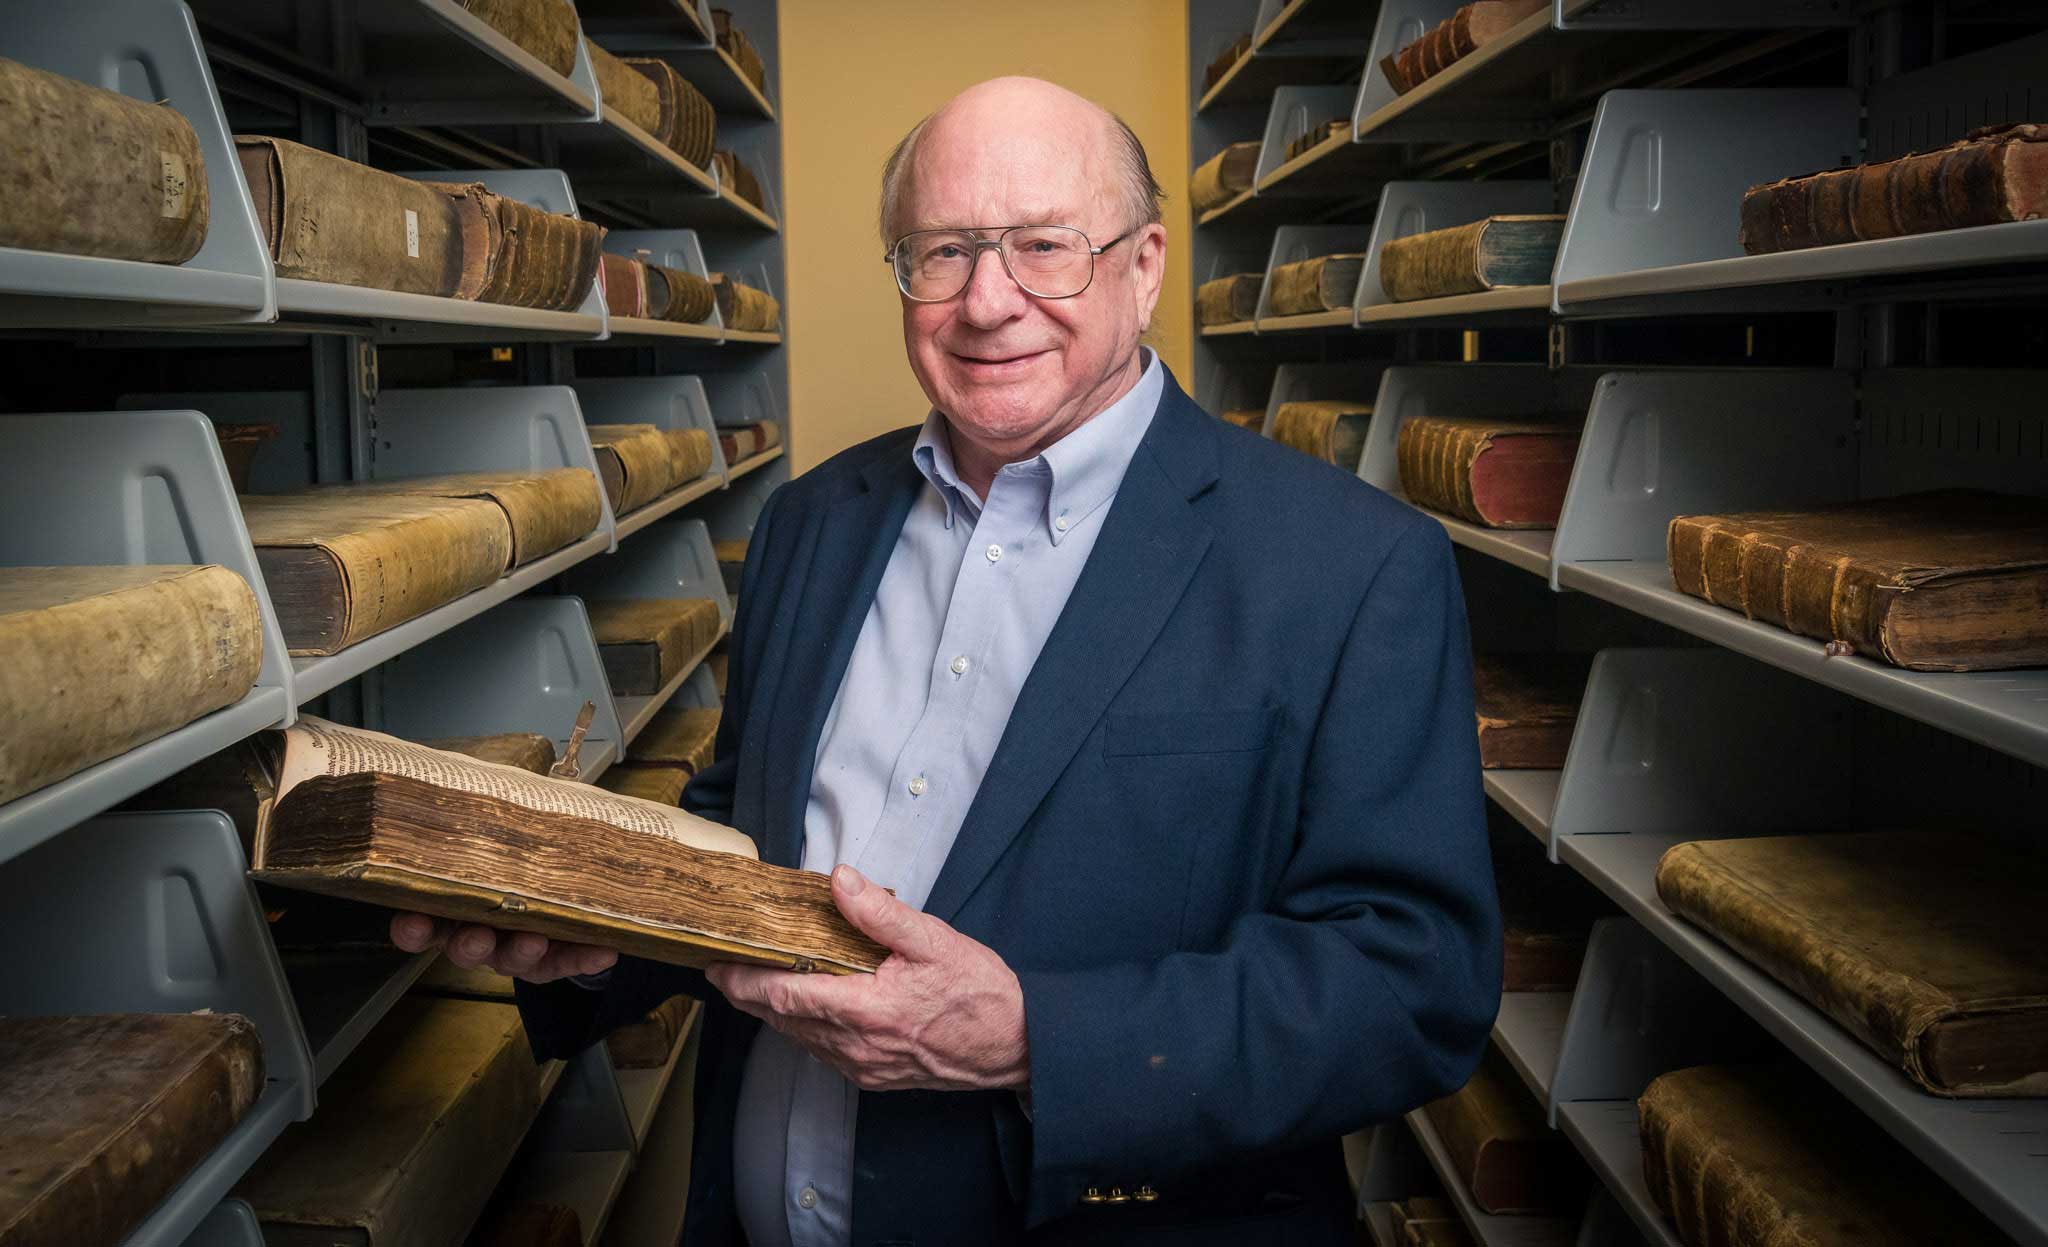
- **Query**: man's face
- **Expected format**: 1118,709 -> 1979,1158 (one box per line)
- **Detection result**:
895,111 -> 1165,454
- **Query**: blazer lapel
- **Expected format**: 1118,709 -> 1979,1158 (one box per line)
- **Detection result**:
760,449 -> 923,868
923,384 -> 1221,923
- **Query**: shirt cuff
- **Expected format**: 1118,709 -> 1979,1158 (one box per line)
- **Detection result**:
568,969 -> 614,991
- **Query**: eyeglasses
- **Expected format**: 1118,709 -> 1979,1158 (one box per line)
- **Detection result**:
885,225 -> 1131,302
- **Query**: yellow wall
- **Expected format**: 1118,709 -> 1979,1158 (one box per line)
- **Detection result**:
777,0 -> 1191,474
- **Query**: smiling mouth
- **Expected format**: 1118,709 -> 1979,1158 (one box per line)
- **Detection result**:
951,348 -> 1050,369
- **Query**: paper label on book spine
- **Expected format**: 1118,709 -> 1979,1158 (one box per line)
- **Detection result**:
159,151 -> 193,219
404,209 -> 421,258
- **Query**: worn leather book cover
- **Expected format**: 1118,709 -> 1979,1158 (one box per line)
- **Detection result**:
1638,1064 -> 2006,1246
212,422 -> 280,494
0,1013 -> 263,1247
1741,122 -> 2048,255
1379,1 -> 1547,95
1265,252 -> 1365,315
584,422 -> 678,514
247,718 -> 888,973
1378,215 -> 1564,302
1190,141 -> 1260,213
587,37 -> 663,139
236,995 -> 543,1247
588,597 -> 721,695
713,538 -> 747,594
1220,408 -> 1264,432
242,491 -> 513,656
712,9 -> 768,92
607,994 -> 700,1070
1203,33 -> 1252,92
624,57 -> 716,167
719,420 -> 784,464
238,137 -> 473,298
0,57 -> 210,264
631,705 -> 721,775
1665,489 -> 2048,672
714,149 -> 766,212
0,565 -> 263,805
1472,653 -> 1591,770
425,733 -> 557,775
1195,272 -> 1261,325
598,762 -> 691,805
325,468 -> 601,566
648,263 -> 715,323
712,271 -> 782,331
461,0 -> 579,78
1396,415 -> 1580,529
1285,119 -> 1348,164
1422,1046 -> 1580,1214
600,251 -> 648,318
431,182 -> 606,313
1657,830 -> 2048,1097
665,426 -> 714,485
467,1200 -> 581,1247
1489,813 -> 1607,992
1272,400 -> 1371,471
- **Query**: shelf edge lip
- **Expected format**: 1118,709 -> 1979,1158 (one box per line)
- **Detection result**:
725,446 -> 785,481
1554,1102 -> 1686,1247
274,278 -> 604,338
613,474 -> 725,539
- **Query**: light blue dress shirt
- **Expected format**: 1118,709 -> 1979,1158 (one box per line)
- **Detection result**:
731,350 -> 1165,1247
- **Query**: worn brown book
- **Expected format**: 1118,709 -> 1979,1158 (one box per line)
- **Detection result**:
1380,1 -> 1547,95
624,57 -> 716,167
707,647 -> 729,696
719,420 -> 784,464
631,705 -> 721,774
714,150 -> 766,212
325,468 -> 602,567
247,717 -> 887,973
425,733 -> 557,775
1665,489 -> 2048,672
236,996 -> 543,1247
712,271 -> 782,331
1,565 -> 264,805
589,597 -> 721,696
1195,272 -> 1262,325
1422,1046 -> 1580,1214
467,1201 -> 581,1247
1638,1064 -> 2008,1246
1265,252 -> 1364,316
1203,33 -> 1252,91
607,994 -> 700,1070
416,959 -> 517,1002
0,1013 -> 263,1247
431,181 -> 606,313
1190,141 -> 1261,214
1285,119 -> 1349,164
1219,408 -> 1264,432
237,137 -> 473,298
713,538 -> 747,594
712,9 -> 767,93
585,423 -> 679,515
1272,400 -> 1371,471
587,37 -> 664,140
1490,814 -> 1608,992
1657,830 -> 2048,1097
601,251 -> 648,318
212,422 -> 281,494
1472,653 -> 1591,769
647,263 -> 715,323
665,425 -> 715,485
461,0 -> 579,77
598,762 -> 690,805
1379,216 -> 1564,302
1741,122 -> 2048,255
1397,416 -> 1580,530
0,58 -> 209,264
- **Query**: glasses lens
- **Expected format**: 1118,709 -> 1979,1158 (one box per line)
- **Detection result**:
896,230 -> 978,300
1002,226 -> 1092,298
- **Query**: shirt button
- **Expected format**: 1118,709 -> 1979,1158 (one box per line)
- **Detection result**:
907,775 -> 928,797
950,655 -> 970,676
1055,516 -> 1070,532
797,1186 -> 818,1210
986,543 -> 1003,562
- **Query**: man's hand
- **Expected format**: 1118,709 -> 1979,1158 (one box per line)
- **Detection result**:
389,912 -> 619,984
705,865 -> 1029,1093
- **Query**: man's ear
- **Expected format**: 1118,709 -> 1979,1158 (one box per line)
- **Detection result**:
1129,222 -> 1168,326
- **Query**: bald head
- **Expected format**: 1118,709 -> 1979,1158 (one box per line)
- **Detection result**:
878,76 -> 1162,244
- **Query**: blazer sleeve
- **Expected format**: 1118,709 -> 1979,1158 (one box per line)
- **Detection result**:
1010,519 -> 1501,1225
515,486 -> 786,1060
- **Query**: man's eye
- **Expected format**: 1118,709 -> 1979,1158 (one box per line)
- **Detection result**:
1023,241 -> 1058,254
926,245 -> 966,261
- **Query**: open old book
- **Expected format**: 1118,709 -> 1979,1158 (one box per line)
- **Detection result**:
249,718 -> 885,974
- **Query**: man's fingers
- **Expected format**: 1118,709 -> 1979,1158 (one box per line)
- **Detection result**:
445,924 -> 498,968
493,931 -> 550,976
832,865 -> 942,961
389,912 -> 447,953
707,962 -> 841,1022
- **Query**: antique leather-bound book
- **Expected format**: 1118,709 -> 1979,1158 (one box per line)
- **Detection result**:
1472,653 -> 1591,769
235,996 -> 544,1247
601,251 -> 648,318
1379,1 -> 1547,95
430,181 -> 606,313
631,705 -> 722,775
1203,34 -> 1252,92
1285,119 -> 1349,163
241,491 -> 513,655
1397,416 -> 1580,529
1378,216 -> 1565,302
647,262 -> 716,323
461,0 -> 580,77
712,272 -> 782,332
624,57 -> 716,167
1220,409 -> 1264,432
714,538 -> 748,594
212,422 -> 281,494
1189,141 -> 1261,214
1195,272 -> 1262,325
665,425 -> 715,484
1272,400 -> 1371,471
1638,1064 -> 2008,1246
607,994 -> 700,1069
1657,830 -> 2048,1096
467,1201 -> 582,1247
247,717 -> 888,972
1741,122 -> 2048,255
707,646 -> 730,695
588,597 -> 722,695
1264,253 -> 1365,315
1490,814 -> 1608,992
587,38 -> 664,139
598,762 -> 691,805
585,423 -> 680,514
1665,489 -> 2048,671
321,467 -> 602,567
0,565 -> 263,805
0,1013 -> 263,1247
237,138 -> 472,298
712,10 -> 768,92
0,57 -> 210,264
1421,1046 -> 1580,1214
714,150 -> 767,212
425,733 -> 557,775
719,420 -> 784,463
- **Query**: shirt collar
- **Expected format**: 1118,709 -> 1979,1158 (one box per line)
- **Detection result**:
911,347 -> 1163,545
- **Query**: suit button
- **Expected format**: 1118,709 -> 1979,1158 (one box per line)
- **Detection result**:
1106,1187 -> 1130,1204
1080,1187 -> 1105,1205
1134,1185 -> 1159,1203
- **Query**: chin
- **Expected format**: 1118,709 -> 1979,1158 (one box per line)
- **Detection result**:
941,390 -> 1057,443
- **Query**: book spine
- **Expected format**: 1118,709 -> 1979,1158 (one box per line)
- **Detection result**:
1190,151 -> 1230,214
1379,49 -> 1414,95
651,265 -> 714,323
1396,417 -> 1425,502
1696,526 -> 1755,614
248,144 -> 472,297
1750,133 -> 2039,254
600,253 -> 644,319
460,0 -> 580,78
0,58 -> 211,265
479,469 -> 603,566
476,197 -> 605,312
1379,221 -> 1490,302
1472,219 -> 1564,288
587,38 -> 665,139
1770,540 -> 1902,659
1264,257 -> 1324,316
1665,515 -> 1721,601
1447,425 -> 1491,525
1432,419 -> 1463,520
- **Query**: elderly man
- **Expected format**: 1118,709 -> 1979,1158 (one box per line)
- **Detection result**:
393,76 -> 1498,1245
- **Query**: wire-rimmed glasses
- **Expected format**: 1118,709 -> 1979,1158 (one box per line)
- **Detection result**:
885,225 -> 1130,302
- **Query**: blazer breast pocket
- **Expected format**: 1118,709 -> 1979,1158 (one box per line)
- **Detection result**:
1102,706 -> 1276,758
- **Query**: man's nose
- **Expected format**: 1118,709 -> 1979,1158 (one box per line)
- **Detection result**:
958,243 -> 1027,327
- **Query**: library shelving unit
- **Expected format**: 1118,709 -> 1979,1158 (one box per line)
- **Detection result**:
1190,2 -> 2048,1244
0,0 -> 786,1242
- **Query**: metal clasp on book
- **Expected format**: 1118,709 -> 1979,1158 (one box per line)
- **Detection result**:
550,700 -> 598,780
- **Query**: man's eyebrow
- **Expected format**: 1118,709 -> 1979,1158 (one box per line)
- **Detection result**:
905,210 -> 1079,233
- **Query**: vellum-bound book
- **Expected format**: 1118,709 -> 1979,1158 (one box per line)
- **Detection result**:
607,994 -> 700,1069
587,38 -> 664,140
1189,141 -> 1260,214
588,597 -> 722,695
1220,408 -> 1264,432
712,271 -> 781,331
1195,272 -> 1261,325
425,733 -> 557,775
598,763 -> 691,806
1378,215 -> 1564,302
585,423 -> 679,514
625,57 -> 716,167
237,137 -> 474,298
319,467 -> 602,567
430,181 -> 606,313
1264,253 -> 1364,316
665,425 -> 715,484
719,420 -> 783,464
1272,400 -> 1371,470
646,262 -> 716,323
631,705 -> 721,774
247,718 -> 886,973
461,0 -> 580,77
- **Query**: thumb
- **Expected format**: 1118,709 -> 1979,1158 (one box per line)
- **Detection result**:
832,865 -> 942,961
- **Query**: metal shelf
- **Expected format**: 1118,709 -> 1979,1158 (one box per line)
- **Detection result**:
1405,498 -> 1555,578
1196,0 -> 1374,113
1402,1110 -> 1576,1247
726,445 -> 784,480
604,1017 -> 703,1247
594,35 -> 775,120
1199,319 -> 1260,336
577,0 -> 713,41
1483,770 -> 1560,846
616,650 -> 722,747
284,949 -> 438,1087
512,1148 -> 636,1247
1556,1103 -> 1682,1247
614,1001 -> 701,1148
1358,286 -> 1551,329
171,1200 -> 265,1247
572,370 -> 732,533
1494,992 -> 1570,1106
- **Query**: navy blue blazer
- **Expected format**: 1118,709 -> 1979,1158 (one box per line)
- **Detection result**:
517,370 -> 1500,1246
